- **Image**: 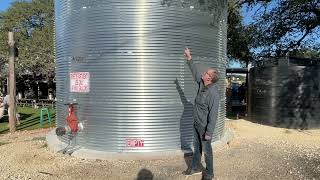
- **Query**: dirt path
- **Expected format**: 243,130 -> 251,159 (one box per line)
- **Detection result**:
0,120 -> 319,180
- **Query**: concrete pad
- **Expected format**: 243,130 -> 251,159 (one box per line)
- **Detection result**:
46,128 -> 234,160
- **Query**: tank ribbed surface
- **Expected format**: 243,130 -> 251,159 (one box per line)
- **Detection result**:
54,0 -> 227,152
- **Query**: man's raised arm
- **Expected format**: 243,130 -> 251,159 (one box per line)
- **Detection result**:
184,48 -> 201,83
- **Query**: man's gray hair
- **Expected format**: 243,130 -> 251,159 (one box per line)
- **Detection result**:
209,67 -> 219,83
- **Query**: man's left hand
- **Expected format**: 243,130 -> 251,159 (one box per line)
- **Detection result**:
204,133 -> 212,141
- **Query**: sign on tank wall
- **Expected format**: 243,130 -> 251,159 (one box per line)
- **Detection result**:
70,72 -> 90,93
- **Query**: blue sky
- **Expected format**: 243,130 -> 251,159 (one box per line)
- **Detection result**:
0,0 -> 12,11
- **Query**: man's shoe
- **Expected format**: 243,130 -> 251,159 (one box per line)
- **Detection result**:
201,174 -> 214,180
183,168 -> 202,176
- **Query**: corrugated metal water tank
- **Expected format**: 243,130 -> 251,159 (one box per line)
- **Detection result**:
54,0 -> 227,153
249,57 -> 320,129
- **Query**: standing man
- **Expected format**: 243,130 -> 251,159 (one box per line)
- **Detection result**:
183,48 -> 220,180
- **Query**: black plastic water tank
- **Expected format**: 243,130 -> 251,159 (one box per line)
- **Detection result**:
249,57 -> 320,129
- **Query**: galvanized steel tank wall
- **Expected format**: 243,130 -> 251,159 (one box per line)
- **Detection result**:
55,0 -> 227,152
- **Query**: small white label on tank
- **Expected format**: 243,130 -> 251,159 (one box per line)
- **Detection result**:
70,72 -> 90,93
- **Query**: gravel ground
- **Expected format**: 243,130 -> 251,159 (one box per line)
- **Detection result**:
0,119 -> 319,180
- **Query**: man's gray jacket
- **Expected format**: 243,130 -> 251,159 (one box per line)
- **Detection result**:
188,60 -> 220,136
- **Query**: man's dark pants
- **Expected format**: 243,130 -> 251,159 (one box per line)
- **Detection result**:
191,125 -> 214,179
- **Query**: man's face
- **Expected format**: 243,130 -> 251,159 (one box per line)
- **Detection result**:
202,69 -> 214,82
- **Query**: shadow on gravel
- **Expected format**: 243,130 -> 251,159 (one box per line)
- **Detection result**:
0,141 -> 9,146
184,152 -> 193,170
136,168 -> 153,180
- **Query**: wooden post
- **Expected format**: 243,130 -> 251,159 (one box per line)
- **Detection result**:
8,32 -> 16,132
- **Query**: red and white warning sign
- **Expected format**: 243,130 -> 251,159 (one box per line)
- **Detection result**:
126,138 -> 144,147
70,72 -> 90,93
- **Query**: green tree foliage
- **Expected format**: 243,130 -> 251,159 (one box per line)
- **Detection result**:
0,0 -> 54,78
240,0 -> 320,57
290,48 -> 320,58
0,56 -> 7,80
227,0 -> 256,66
